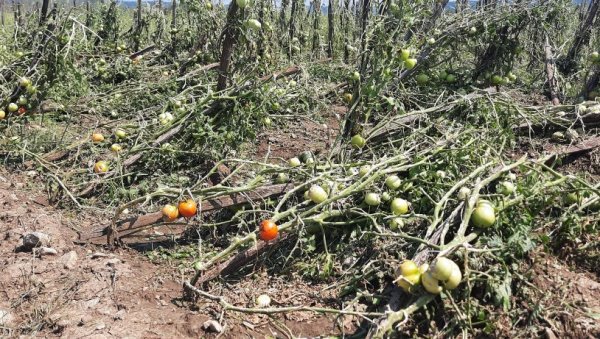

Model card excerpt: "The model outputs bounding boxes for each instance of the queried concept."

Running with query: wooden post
[544,35,561,105]
[327,0,334,58]
[216,1,240,91]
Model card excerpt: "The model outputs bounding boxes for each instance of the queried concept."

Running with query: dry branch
[77,183,294,244]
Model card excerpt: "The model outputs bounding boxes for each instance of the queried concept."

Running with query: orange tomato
[162,204,179,222]
[178,199,198,218]
[259,219,278,241]
[91,133,105,143]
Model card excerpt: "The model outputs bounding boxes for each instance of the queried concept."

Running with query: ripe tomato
[178,199,198,218]
[162,204,179,222]
[17,107,26,115]
[259,219,278,241]
[91,133,105,143]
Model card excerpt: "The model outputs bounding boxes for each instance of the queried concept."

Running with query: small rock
[36,247,58,256]
[61,251,78,269]
[106,258,121,266]
[114,309,126,320]
[21,232,50,251]
[26,170,37,177]
[202,320,223,333]
[290,133,297,139]
[91,252,109,259]
[0,309,14,326]
[95,322,106,330]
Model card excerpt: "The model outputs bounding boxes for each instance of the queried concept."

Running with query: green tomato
[351,134,366,149]
[471,204,496,228]
[385,175,401,190]
[390,198,409,215]
[275,173,288,184]
[381,192,391,202]
[19,77,31,87]
[8,103,18,112]
[389,217,404,230]
[416,73,429,85]
[364,193,381,206]
[491,75,503,85]
[358,165,370,177]
[404,58,418,70]
[400,48,410,61]
[457,187,471,200]
[308,185,328,204]
[430,257,456,281]
[246,19,262,31]
[351,71,361,82]
[289,157,301,167]
[497,181,515,196]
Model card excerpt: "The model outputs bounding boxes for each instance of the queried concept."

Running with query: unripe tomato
[19,77,31,87]
[457,187,471,200]
[400,48,410,61]
[358,165,370,177]
[381,192,391,202]
[430,257,455,281]
[471,204,496,228]
[445,74,457,83]
[8,103,18,112]
[404,58,417,70]
[94,161,109,173]
[26,85,37,95]
[178,199,198,218]
[398,260,419,276]
[91,133,105,143]
[416,73,429,85]
[385,175,401,190]
[236,0,248,8]
[435,170,446,179]
[351,134,366,149]
[289,157,301,167]
[421,271,442,294]
[497,181,515,196]
[351,71,360,82]
[256,294,271,307]
[259,219,278,241]
[565,192,582,205]
[275,173,288,184]
[427,37,435,44]
[115,129,127,139]
[491,75,503,85]
[342,93,353,103]
[17,96,27,105]
[308,185,328,204]
[364,192,381,206]
[390,198,409,215]
[0,110,5,120]
[262,117,272,127]
[443,264,462,290]
[246,19,262,31]
[389,217,404,230]
[110,144,122,153]
[162,204,179,222]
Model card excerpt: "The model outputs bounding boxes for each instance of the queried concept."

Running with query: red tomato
[178,199,198,218]
[259,219,278,241]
